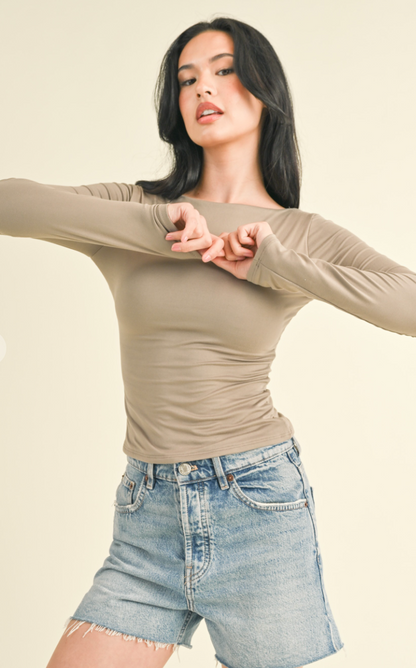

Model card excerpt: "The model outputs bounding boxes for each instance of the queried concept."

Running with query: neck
[187,133,272,206]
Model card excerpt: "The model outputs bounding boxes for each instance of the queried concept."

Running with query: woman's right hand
[165,202,225,262]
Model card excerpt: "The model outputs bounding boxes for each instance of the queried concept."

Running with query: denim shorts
[63,437,344,668]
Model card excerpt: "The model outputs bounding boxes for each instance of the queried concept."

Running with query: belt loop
[146,462,155,489]
[292,436,301,455]
[212,456,230,490]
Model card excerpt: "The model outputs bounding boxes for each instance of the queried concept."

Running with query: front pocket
[227,451,308,512]
[113,464,147,514]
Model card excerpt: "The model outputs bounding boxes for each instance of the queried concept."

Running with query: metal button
[178,463,192,475]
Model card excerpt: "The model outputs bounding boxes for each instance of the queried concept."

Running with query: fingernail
[165,233,173,239]
[203,254,211,262]
[182,236,188,243]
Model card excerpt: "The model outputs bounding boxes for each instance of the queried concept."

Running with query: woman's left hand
[199,222,274,280]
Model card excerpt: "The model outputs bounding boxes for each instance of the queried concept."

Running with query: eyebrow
[178,52,234,74]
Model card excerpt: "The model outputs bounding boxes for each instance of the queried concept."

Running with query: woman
[2,16,416,668]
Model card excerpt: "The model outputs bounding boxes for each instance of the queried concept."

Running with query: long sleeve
[246,212,416,337]
[0,178,201,260]
[37,181,135,255]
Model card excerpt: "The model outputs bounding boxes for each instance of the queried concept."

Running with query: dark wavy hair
[136,17,302,209]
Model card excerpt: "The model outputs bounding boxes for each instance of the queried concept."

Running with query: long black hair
[136,17,302,209]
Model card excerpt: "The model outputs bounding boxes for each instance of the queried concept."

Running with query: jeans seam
[114,474,147,514]
[296,462,341,652]
[128,442,295,480]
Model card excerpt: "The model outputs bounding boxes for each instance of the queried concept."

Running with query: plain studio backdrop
[1,1,415,667]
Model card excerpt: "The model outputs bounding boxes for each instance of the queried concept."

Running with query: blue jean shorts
[63,437,344,668]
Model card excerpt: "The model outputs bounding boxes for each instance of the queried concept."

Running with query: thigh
[54,459,204,663]
[46,618,176,668]
[195,441,344,668]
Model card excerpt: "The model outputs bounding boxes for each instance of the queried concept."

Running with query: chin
[190,128,240,149]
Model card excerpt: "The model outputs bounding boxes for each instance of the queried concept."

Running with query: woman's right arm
[35,181,136,256]
[0,178,203,260]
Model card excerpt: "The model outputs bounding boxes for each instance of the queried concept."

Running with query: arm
[43,182,134,199]
[246,213,416,337]
[0,178,201,260]
[39,181,135,256]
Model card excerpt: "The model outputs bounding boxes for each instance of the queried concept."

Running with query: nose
[195,69,217,97]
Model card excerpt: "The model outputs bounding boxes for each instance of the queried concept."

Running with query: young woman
[2,16,416,668]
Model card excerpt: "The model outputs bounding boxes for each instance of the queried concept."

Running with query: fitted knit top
[1,178,416,463]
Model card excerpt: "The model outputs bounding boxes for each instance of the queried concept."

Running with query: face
[177,30,265,149]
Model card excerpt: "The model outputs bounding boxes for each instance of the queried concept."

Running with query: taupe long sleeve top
[1,178,415,463]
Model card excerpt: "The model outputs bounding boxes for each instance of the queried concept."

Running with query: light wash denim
[64,437,344,668]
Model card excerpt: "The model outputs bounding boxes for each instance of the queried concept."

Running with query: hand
[208,222,274,280]
[165,202,225,259]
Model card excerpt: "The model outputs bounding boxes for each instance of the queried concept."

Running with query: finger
[196,244,225,255]
[227,231,255,258]
[165,230,185,241]
[220,229,254,247]
[237,223,260,244]
[222,235,242,261]
[171,233,215,253]
[217,233,236,259]
[165,221,206,243]
[172,227,223,255]
[201,237,225,262]
[167,205,205,243]
[228,239,254,260]
[180,209,199,243]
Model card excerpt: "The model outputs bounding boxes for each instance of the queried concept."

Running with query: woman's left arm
[245,213,416,337]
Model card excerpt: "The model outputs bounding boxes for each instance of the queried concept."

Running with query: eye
[179,78,196,87]
[179,68,234,88]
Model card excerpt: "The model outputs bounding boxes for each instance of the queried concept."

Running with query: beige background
[1,1,415,666]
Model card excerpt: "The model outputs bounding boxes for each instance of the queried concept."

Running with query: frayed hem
[213,644,347,668]
[62,617,182,659]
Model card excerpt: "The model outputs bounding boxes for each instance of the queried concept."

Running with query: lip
[196,101,224,121]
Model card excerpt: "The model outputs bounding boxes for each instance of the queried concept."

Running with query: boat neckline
[179,194,289,212]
